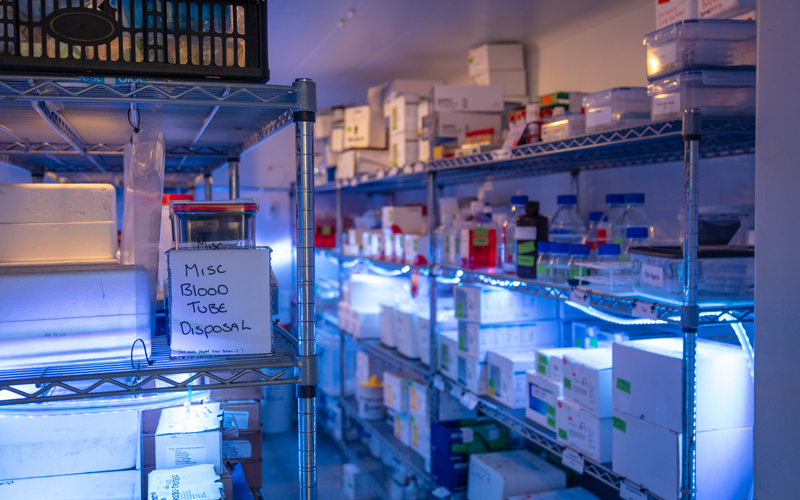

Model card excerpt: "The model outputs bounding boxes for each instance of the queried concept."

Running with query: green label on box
[455,303,464,319]
[558,429,568,440]
[537,263,548,276]
[441,344,449,370]
[617,377,631,394]
[564,378,572,390]
[322,226,331,236]
[589,338,598,348]
[569,267,589,280]
[458,336,465,351]
[538,354,548,365]
[517,255,535,267]
[613,417,627,433]
[518,241,536,254]
[574,339,582,347]
[537,363,547,376]
[473,237,489,247]
[547,417,556,429]
[474,228,489,236]
[547,405,556,417]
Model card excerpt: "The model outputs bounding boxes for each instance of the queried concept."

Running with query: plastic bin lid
[648,70,756,95]
[628,245,754,258]
[643,19,757,44]
[162,193,193,205]
[583,87,649,108]
[171,199,259,213]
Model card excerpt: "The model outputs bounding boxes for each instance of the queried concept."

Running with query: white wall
[754,1,800,498]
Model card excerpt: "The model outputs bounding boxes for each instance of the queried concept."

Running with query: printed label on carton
[649,43,677,69]
[223,411,250,429]
[167,445,207,467]
[652,92,681,118]
[641,263,664,287]
[586,106,612,128]
[222,440,252,459]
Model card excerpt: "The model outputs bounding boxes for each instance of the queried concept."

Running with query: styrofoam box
[390,135,420,169]
[432,85,504,112]
[700,0,755,19]
[526,372,563,432]
[467,450,567,500]
[455,283,557,324]
[0,263,150,369]
[583,87,651,134]
[612,409,753,500]
[613,338,753,433]
[562,348,613,418]
[0,183,116,223]
[336,149,391,180]
[643,20,756,81]
[458,320,559,359]
[468,43,524,77]
[344,105,387,150]
[350,308,381,339]
[471,70,527,97]
[0,221,118,263]
[506,487,600,500]
[383,371,409,413]
[155,403,222,471]
[457,352,489,395]
[556,399,612,464]
[423,111,503,144]
[487,349,540,409]
[388,95,419,140]
[0,469,142,500]
[440,330,460,381]
[356,350,386,383]
[380,303,396,348]
[656,0,698,29]
[541,114,585,142]
[536,347,584,382]
[0,409,139,480]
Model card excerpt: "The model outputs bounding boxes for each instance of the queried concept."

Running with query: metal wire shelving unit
[0,74,320,498]
[318,114,756,500]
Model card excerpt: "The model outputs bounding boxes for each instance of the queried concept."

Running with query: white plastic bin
[647,70,755,121]
[318,329,356,397]
[541,114,586,142]
[583,87,651,133]
[644,20,756,81]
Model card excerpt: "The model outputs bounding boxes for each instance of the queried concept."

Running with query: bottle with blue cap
[535,241,551,281]
[501,195,529,272]
[623,226,650,260]
[550,194,586,245]
[568,243,591,284]
[548,242,572,284]
[597,194,626,245]
[585,211,604,260]
[620,193,653,240]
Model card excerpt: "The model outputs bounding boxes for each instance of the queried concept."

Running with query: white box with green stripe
[525,371,563,432]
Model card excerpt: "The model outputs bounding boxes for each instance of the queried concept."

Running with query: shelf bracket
[31,101,109,174]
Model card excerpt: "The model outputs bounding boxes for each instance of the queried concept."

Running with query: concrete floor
[262,425,349,499]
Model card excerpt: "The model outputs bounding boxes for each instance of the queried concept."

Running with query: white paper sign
[169,248,272,356]
[642,263,664,287]
[620,480,648,500]
[652,92,681,119]
[561,448,584,474]
[632,300,658,320]
[167,445,207,467]
[222,440,252,459]
[586,106,612,128]
[223,410,250,429]
[459,391,479,410]
[569,288,591,306]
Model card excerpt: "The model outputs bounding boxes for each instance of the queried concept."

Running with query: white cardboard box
[331,127,345,153]
[393,411,412,446]
[536,347,584,382]
[379,303,396,347]
[0,221,118,263]
[468,43,525,77]
[344,105,387,149]
[556,399,612,464]
[506,488,600,500]
[487,349,540,409]
[388,95,420,140]
[155,403,223,471]
[410,415,430,459]
[467,450,567,500]
[612,409,753,500]
[423,111,503,144]
[393,307,420,360]
[458,320,559,359]
[348,274,407,307]
[440,330,460,381]
[656,0,698,29]
[336,149,390,180]
[383,371,409,413]
[356,350,386,383]
[338,301,351,332]
[0,469,142,500]
[471,70,528,97]
[457,351,489,395]
[612,338,754,433]
[381,205,426,233]
[417,305,457,367]
[384,79,444,104]
[454,283,557,324]
[316,113,334,139]
[390,134,420,168]
[349,307,381,339]
[408,378,429,420]
[0,409,139,480]
[432,85,505,112]
[563,348,613,418]
[403,233,429,266]
[700,0,755,19]
[525,372,563,432]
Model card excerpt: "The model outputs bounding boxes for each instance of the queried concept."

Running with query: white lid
[644,19,757,45]
[647,70,756,95]
[583,87,649,108]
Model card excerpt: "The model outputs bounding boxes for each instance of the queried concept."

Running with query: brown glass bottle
[515,201,549,278]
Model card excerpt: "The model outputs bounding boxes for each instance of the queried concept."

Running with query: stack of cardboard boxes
[468,43,528,103]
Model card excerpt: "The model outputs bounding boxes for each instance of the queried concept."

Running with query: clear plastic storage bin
[583,87,651,133]
[647,70,755,121]
[171,200,258,250]
[541,114,586,142]
[644,20,756,80]
[630,246,754,304]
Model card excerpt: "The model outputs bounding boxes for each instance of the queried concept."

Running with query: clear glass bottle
[501,195,529,273]
[435,212,459,264]
[598,194,626,246]
[550,194,586,245]
[460,201,498,269]
[623,226,650,260]
[568,244,591,282]
[536,242,551,282]
[620,193,654,239]
[515,201,549,279]
[548,242,571,284]
[585,211,604,260]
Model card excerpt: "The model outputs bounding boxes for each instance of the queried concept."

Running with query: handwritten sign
[168,248,272,357]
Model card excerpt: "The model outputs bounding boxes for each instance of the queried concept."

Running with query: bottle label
[537,262,548,276]
[515,226,537,240]
[472,228,489,247]
[569,266,589,279]
[517,241,536,255]
[460,229,470,258]
[518,256,536,267]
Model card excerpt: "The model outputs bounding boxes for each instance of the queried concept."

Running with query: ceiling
[267,0,629,109]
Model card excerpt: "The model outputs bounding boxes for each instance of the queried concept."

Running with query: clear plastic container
[648,69,756,121]
[623,227,651,260]
[171,200,258,250]
[460,201,497,269]
[536,242,551,282]
[597,194,626,247]
[586,211,604,259]
[630,246,754,304]
[502,195,529,273]
[568,244,591,283]
[644,20,757,80]
[541,114,586,142]
[620,193,654,239]
[550,195,586,245]
[548,242,571,284]
[318,328,356,397]
[579,243,634,294]
[583,87,651,133]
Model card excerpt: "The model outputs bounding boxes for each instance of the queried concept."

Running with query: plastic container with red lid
[170,200,259,250]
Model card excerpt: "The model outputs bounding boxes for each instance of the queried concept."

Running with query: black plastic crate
[0,0,269,82]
